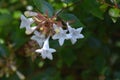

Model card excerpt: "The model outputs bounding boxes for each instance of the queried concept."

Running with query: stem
[100,0,119,9]
[55,0,83,16]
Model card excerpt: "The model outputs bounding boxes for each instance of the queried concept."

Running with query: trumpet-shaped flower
[31,31,45,47]
[20,15,36,35]
[35,37,56,60]
[67,22,84,44]
[52,24,68,46]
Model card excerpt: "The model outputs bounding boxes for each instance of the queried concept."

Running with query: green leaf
[93,56,106,73]
[62,0,80,3]
[108,8,120,23]
[59,48,76,67]
[65,75,75,80]
[59,13,85,27]
[82,0,104,19]
[0,44,9,57]
[33,0,54,17]
[109,8,120,18]
[100,4,108,12]
[10,29,28,50]
[62,0,73,3]
[31,68,61,80]
[62,0,74,3]
[0,14,12,26]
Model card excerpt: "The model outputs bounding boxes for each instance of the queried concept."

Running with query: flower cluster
[20,11,84,60]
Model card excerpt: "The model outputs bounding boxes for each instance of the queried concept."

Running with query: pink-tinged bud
[24,11,38,17]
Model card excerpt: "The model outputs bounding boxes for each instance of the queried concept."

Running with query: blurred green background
[0,0,120,80]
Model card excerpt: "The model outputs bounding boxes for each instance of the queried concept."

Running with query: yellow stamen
[53,17,56,21]
[40,27,43,31]
[55,29,60,33]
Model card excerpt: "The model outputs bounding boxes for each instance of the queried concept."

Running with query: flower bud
[16,71,25,80]
[10,65,17,72]
[26,5,33,11]
[24,11,37,17]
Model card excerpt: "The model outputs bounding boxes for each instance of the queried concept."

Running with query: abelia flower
[35,37,56,60]
[31,31,45,47]
[67,22,84,44]
[52,24,68,46]
[20,15,36,35]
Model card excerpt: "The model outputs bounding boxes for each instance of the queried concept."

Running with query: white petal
[37,42,44,47]
[78,34,84,39]
[59,38,64,46]
[49,48,56,53]
[20,15,27,28]
[34,31,45,39]
[53,24,60,33]
[71,38,77,44]
[46,53,53,60]
[66,22,73,32]
[25,30,32,35]
[53,24,58,29]
[25,26,36,35]
[35,49,42,53]
[66,22,71,28]
[66,34,72,39]
[77,27,83,33]
[43,37,49,49]
[31,31,45,47]
[41,52,47,59]
[34,31,40,36]
[28,18,34,23]
[52,34,59,39]
[31,35,36,40]
[31,36,43,47]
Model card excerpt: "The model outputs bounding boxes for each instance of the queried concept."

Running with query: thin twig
[55,0,83,16]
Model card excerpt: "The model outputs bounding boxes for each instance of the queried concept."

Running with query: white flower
[20,15,33,28]
[25,26,37,35]
[52,24,68,46]
[67,22,84,44]
[35,37,56,60]
[31,31,45,47]
[20,15,36,35]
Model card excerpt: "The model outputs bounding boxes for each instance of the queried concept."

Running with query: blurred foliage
[0,0,120,80]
